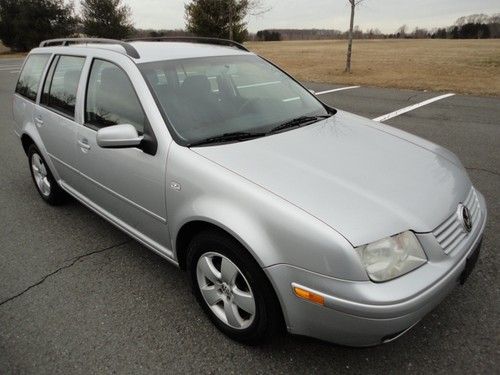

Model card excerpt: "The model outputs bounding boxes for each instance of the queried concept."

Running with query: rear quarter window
[15,54,50,101]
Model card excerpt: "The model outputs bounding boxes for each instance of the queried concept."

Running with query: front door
[72,58,169,252]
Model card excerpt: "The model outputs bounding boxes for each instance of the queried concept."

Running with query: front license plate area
[459,240,482,285]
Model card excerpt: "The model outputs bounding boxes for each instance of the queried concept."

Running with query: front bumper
[265,192,487,347]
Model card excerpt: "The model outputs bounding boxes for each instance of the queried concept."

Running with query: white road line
[315,85,360,95]
[10,70,20,74]
[372,93,455,122]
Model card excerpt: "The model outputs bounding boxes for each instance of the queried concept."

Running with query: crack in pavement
[0,240,131,307]
[465,166,500,177]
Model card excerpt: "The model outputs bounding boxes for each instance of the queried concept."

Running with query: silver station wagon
[12,37,486,346]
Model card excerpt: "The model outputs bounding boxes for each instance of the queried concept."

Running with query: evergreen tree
[81,0,133,39]
[0,0,78,51]
[185,0,250,43]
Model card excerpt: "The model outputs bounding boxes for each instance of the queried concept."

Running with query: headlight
[356,231,427,282]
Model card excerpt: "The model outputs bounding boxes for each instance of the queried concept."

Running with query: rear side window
[41,55,86,117]
[15,54,50,101]
[85,59,146,134]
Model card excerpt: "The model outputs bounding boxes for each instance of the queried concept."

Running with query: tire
[187,229,283,344]
[27,144,67,205]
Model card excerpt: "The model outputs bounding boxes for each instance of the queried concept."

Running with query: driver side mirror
[96,124,143,149]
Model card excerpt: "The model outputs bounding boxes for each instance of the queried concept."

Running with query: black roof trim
[39,38,140,59]
[124,36,249,52]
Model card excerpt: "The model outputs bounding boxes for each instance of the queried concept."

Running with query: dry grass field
[246,39,500,96]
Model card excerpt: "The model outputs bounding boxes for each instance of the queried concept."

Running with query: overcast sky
[121,0,499,33]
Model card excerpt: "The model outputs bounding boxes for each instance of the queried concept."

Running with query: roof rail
[124,36,249,52]
[39,38,140,59]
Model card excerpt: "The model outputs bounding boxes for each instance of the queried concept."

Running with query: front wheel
[187,230,283,344]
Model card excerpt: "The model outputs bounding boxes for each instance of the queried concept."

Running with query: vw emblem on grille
[457,204,472,233]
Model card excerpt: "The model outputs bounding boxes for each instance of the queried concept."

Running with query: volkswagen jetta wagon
[12,37,486,346]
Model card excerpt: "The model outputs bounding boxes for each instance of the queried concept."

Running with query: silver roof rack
[39,38,140,59]
[124,36,249,52]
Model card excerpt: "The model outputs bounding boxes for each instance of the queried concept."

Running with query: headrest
[181,75,211,96]
[63,70,81,93]
[99,67,131,94]
[143,69,159,86]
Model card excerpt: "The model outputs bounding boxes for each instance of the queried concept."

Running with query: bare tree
[396,24,407,38]
[345,0,364,73]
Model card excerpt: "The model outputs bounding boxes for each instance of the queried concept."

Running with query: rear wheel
[187,230,283,344]
[28,144,66,205]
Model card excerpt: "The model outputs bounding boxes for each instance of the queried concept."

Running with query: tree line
[1,0,499,52]
[392,14,499,39]
[0,0,266,51]
[255,13,500,41]
[0,0,133,51]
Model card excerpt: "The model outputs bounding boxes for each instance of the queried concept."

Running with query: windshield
[139,55,330,145]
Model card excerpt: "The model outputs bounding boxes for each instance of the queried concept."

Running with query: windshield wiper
[268,115,331,134]
[188,114,331,147]
[188,131,266,147]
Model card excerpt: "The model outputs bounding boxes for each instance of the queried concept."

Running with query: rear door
[72,58,170,251]
[13,54,51,136]
[33,54,86,186]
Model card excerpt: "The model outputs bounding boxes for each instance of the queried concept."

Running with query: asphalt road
[1,58,499,374]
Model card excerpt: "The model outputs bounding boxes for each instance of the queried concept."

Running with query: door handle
[77,139,91,152]
[34,116,44,127]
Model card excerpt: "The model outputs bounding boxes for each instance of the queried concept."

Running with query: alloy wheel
[31,153,51,197]
[196,252,256,330]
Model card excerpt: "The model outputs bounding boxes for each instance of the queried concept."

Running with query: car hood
[193,110,471,246]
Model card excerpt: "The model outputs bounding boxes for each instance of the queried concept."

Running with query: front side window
[42,55,86,117]
[139,55,329,145]
[15,54,50,101]
[85,59,146,134]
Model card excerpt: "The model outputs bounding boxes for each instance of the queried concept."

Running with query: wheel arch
[175,218,287,332]
[175,219,263,271]
[19,127,61,182]
[21,133,35,155]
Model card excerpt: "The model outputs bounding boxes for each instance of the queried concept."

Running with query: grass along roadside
[246,39,500,96]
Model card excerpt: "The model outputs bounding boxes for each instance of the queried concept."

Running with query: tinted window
[85,59,146,134]
[15,54,50,101]
[41,55,85,117]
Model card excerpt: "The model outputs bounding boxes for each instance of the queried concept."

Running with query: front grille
[433,187,481,254]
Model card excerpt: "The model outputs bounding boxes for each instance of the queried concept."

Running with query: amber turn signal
[293,286,325,305]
